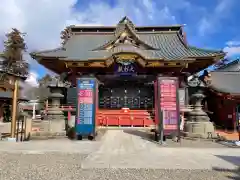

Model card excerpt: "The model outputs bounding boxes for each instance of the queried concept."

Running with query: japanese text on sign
[77,81,94,125]
[160,79,178,130]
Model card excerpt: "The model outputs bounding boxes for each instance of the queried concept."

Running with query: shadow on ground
[215,155,240,168]
[212,167,240,180]
[123,129,155,142]
[213,155,240,180]
[123,129,231,148]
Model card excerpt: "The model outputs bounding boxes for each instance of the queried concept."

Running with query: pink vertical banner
[157,77,180,136]
[154,80,159,125]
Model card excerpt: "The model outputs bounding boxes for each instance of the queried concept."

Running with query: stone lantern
[184,75,216,138]
[47,77,70,135]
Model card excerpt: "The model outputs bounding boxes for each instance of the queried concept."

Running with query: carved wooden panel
[89,62,105,67]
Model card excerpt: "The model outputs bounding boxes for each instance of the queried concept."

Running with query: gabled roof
[31,17,225,61]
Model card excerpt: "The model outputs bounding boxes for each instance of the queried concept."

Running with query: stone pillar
[47,87,65,136]
[32,103,36,119]
[24,117,32,140]
[185,88,216,138]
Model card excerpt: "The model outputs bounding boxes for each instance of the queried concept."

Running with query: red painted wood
[46,105,154,127]
[97,109,154,126]
[119,115,132,126]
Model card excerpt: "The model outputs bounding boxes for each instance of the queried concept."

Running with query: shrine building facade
[30,17,225,127]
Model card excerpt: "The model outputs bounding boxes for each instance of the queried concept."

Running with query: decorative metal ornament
[116,59,134,65]
[187,75,201,87]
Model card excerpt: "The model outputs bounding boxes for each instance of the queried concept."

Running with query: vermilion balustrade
[46,105,154,127]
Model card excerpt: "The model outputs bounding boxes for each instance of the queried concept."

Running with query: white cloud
[0,0,80,88]
[223,46,240,57]
[223,40,240,57]
[0,0,177,52]
[25,72,39,87]
[0,0,178,88]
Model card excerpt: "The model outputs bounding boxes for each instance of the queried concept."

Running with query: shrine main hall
[30,17,225,129]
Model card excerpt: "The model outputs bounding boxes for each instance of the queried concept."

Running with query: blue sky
[0,0,240,85]
[74,0,240,48]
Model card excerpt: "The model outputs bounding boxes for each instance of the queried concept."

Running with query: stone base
[6,137,16,142]
[68,115,75,128]
[48,119,66,133]
[31,131,67,140]
[184,121,217,139]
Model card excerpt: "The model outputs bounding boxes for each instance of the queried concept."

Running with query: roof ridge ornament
[115,16,136,37]
[60,26,72,45]
[92,17,157,51]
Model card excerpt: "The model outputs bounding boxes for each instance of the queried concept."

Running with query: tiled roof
[216,59,240,71]
[31,17,225,61]
[0,91,29,101]
[210,71,240,94]
[32,32,224,61]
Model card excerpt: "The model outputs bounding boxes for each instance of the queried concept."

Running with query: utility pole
[10,79,19,138]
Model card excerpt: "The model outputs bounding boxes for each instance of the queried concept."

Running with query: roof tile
[31,29,224,61]
[210,71,240,94]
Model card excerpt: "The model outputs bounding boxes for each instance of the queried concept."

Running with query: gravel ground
[0,130,239,179]
[0,153,239,180]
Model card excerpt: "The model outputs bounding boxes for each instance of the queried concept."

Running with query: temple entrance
[96,74,155,127]
[99,80,154,110]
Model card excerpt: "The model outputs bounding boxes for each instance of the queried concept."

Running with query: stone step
[31,131,67,140]
[32,120,52,132]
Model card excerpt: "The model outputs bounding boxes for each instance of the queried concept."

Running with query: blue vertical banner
[75,78,97,136]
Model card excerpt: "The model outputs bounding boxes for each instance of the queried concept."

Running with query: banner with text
[158,77,180,135]
[75,78,97,136]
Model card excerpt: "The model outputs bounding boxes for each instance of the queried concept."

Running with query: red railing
[46,105,154,127]
[46,104,194,127]
[97,109,154,127]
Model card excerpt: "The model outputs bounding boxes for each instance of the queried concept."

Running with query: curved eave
[209,87,240,98]
[187,46,226,60]
[30,47,66,59]
[61,52,225,62]
[35,57,68,74]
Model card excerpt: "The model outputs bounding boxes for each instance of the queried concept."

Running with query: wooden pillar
[11,80,18,138]
[0,104,3,122]
[45,99,48,114]
[68,106,71,121]
[233,101,237,132]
